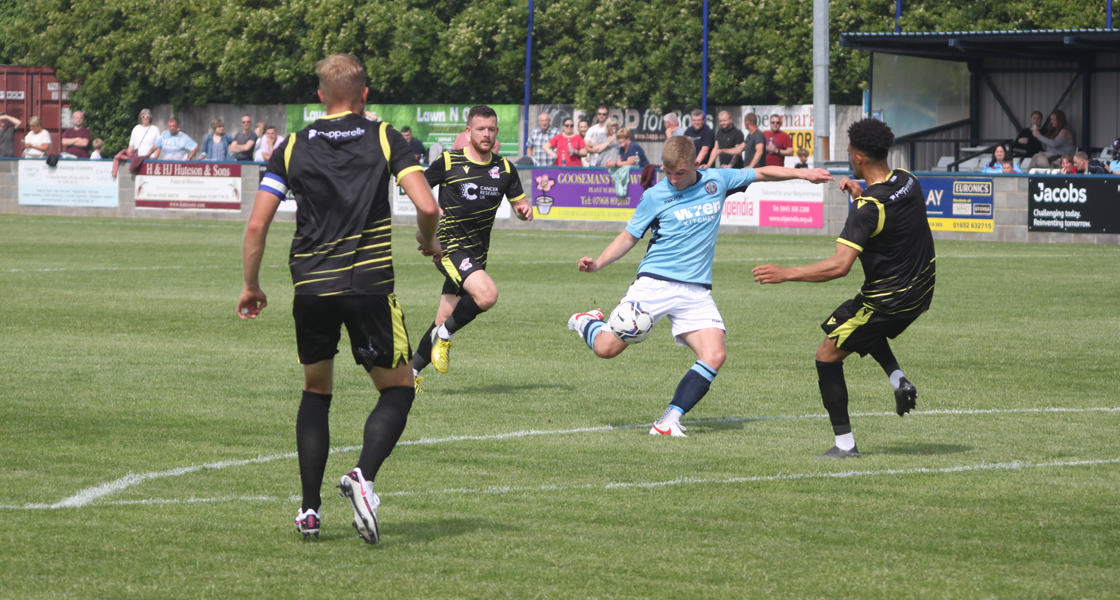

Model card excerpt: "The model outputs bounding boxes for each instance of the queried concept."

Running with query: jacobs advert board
[1028,176,1120,233]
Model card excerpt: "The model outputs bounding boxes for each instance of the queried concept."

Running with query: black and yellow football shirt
[425,150,526,261]
[260,112,422,296]
[837,169,936,315]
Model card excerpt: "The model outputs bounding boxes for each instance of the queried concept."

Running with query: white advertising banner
[720,179,825,228]
[135,162,242,210]
[18,160,119,208]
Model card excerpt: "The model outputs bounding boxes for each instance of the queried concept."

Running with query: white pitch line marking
[3,406,1116,511]
[4,457,1115,510]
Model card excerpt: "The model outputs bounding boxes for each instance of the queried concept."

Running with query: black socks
[296,390,332,511]
[355,386,415,481]
[816,360,850,435]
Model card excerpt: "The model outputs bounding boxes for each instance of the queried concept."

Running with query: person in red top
[549,118,586,166]
[763,115,794,167]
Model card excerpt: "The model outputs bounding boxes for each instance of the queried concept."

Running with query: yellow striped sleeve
[837,238,864,252]
[396,165,423,180]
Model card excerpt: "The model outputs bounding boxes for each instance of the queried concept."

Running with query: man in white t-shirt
[584,105,610,167]
[150,117,198,161]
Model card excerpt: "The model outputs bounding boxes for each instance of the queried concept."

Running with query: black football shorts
[435,249,487,297]
[292,294,411,371]
[821,296,921,357]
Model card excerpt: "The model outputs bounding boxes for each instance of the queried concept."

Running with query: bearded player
[409,105,531,390]
[752,118,935,458]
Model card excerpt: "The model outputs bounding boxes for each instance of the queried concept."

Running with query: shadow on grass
[874,443,973,456]
[439,383,575,395]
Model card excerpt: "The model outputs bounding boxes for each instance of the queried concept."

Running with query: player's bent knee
[815,338,845,362]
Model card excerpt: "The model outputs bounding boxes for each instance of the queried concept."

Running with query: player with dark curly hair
[751,118,935,457]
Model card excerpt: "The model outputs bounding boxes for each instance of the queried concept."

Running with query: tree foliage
[2,0,1111,150]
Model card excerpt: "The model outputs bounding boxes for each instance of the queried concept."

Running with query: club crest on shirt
[704,181,718,194]
[459,257,473,271]
[488,166,501,179]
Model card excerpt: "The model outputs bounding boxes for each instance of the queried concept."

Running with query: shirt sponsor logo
[673,201,722,225]
[889,176,915,201]
[307,127,366,141]
[489,166,501,179]
[460,183,479,200]
[459,257,473,271]
[704,181,717,194]
[1033,182,1087,203]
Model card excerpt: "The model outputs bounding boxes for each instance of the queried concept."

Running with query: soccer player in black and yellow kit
[752,118,935,458]
[409,105,532,389]
[237,54,441,543]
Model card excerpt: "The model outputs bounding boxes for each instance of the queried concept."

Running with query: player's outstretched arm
[753,166,834,184]
[238,190,282,320]
[578,230,639,273]
[399,170,441,258]
[752,242,859,284]
[838,177,864,197]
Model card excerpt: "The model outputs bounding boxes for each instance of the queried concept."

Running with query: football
[608,300,654,344]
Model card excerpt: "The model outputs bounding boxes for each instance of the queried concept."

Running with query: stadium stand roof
[839,29,1120,62]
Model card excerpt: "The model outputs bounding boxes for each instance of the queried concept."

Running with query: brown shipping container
[0,66,78,157]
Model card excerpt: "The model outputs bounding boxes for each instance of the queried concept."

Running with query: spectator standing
[589,117,620,163]
[401,126,426,163]
[743,113,765,168]
[230,115,258,161]
[200,119,234,161]
[22,116,52,158]
[151,117,199,161]
[254,125,280,162]
[112,108,159,177]
[90,139,104,159]
[708,110,745,168]
[663,113,687,139]
[684,109,714,167]
[584,106,611,167]
[549,118,586,167]
[1109,139,1120,173]
[61,110,91,158]
[528,112,560,166]
[764,115,794,166]
[577,119,590,140]
[1028,110,1076,169]
[615,128,649,168]
[0,111,21,157]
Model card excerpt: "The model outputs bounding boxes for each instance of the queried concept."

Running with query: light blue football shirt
[625,168,756,288]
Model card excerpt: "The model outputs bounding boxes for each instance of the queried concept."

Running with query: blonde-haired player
[568,137,833,435]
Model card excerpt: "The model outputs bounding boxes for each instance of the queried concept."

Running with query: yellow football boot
[430,329,452,374]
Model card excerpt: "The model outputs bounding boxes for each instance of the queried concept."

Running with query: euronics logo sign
[953,181,992,196]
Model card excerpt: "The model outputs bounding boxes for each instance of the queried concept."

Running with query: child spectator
[90,139,104,159]
[794,148,810,168]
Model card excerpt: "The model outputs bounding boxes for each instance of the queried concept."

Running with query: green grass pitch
[1,214,1118,599]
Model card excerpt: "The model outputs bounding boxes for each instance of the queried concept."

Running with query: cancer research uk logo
[1034,181,1088,203]
[459,182,479,200]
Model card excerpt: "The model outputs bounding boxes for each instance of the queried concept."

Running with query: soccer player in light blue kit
[568,136,833,436]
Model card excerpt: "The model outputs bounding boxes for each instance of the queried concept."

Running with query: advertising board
[1028,176,1120,233]
[720,179,824,228]
[18,160,118,208]
[528,169,643,221]
[135,162,242,210]
[919,176,995,233]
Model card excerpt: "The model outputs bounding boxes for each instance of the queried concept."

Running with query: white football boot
[337,467,381,544]
[567,309,605,335]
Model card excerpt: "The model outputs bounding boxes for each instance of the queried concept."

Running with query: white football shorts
[619,276,725,346]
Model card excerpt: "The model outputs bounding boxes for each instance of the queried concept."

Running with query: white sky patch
[1,406,1116,511]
